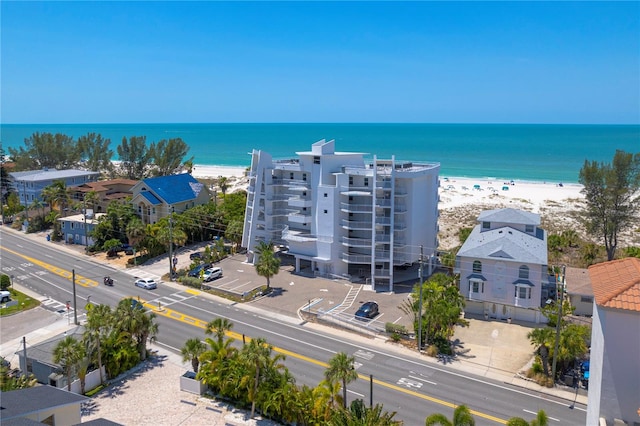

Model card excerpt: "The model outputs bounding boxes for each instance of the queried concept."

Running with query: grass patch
[84,383,108,397]
[0,289,40,316]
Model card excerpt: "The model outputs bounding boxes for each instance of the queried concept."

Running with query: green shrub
[389,333,401,342]
[180,276,202,289]
[425,345,439,357]
[0,274,10,291]
[531,361,544,375]
[385,322,408,335]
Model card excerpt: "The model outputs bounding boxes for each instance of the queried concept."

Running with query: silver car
[134,278,157,290]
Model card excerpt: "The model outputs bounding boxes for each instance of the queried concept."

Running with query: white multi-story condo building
[242,139,440,292]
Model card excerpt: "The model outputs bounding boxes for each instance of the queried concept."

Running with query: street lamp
[10,274,14,290]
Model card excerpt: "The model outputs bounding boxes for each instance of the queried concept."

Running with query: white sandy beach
[191,164,585,212]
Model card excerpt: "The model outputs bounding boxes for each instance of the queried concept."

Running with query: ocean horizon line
[190,163,584,187]
[3,121,639,126]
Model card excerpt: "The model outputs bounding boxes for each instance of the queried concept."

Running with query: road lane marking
[523,409,560,422]
[139,298,508,424]
[1,246,98,287]
[409,374,437,385]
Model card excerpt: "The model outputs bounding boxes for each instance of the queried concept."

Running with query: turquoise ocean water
[1,123,638,183]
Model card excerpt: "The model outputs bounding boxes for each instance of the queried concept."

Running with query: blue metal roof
[140,174,205,205]
[141,191,162,205]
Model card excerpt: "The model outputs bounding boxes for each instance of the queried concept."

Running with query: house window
[364,178,369,187]
[470,280,484,293]
[526,225,534,233]
[138,206,142,214]
[472,260,482,273]
[302,192,307,197]
[324,193,328,198]
[349,176,353,185]
[314,156,320,164]
[290,172,294,180]
[482,221,490,229]
[303,173,307,181]
[152,208,156,214]
[580,296,593,303]
[519,265,529,279]
[70,222,75,230]
[515,286,530,299]
[324,209,328,214]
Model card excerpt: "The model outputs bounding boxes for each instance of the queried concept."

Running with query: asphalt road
[0,228,587,425]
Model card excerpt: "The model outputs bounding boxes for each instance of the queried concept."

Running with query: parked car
[188,263,212,277]
[355,301,379,319]
[189,251,203,260]
[0,290,11,303]
[134,278,157,290]
[203,267,223,282]
[122,244,135,255]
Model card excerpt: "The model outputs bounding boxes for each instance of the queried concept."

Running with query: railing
[341,220,373,229]
[342,237,373,246]
[342,253,372,263]
[340,202,373,212]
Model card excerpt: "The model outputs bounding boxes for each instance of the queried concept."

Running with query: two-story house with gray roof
[454,208,553,323]
[130,174,210,224]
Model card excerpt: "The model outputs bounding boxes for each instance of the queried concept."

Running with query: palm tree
[41,180,69,217]
[205,317,233,345]
[527,327,554,376]
[197,336,237,393]
[53,335,85,391]
[330,398,402,426]
[126,216,146,253]
[425,405,475,426]
[181,338,206,373]
[114,299,158,360]
[83,190,100,214]
[28,199,46,226]
[324,352,359,409]
[218,176,229,196]
[507,409,548,426]
[254,241,281,290]
[240,337,279,419]
[84,303,112,384]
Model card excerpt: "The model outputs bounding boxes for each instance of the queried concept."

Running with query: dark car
[122,244,134,255]
[188,263,212,277]
[189,251,203,260]
[355,301,379,319]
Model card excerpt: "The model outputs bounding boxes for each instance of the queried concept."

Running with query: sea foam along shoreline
[191,164,585,213]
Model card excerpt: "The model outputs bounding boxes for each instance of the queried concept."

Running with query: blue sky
[1,1,639,124]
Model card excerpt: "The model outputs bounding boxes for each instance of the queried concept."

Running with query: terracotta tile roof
[588,257,640,312]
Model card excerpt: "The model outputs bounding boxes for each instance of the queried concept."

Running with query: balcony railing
[341,219,373,230]
[342,253,372,263]
[342,237,372,247]
[340,202,373,212]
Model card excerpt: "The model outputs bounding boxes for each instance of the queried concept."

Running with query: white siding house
[242,139,440,292]
[454,208,552,323]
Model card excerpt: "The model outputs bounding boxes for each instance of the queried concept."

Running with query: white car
[135,278,157,290]
[203,267,223,282]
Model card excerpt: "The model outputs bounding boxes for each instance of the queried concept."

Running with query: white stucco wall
[587,305,640,425]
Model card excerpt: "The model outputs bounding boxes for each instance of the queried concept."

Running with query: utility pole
[72,269,78,325]
[551,265,565,385]
[418,245,424,352]
[168,206,174,280]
